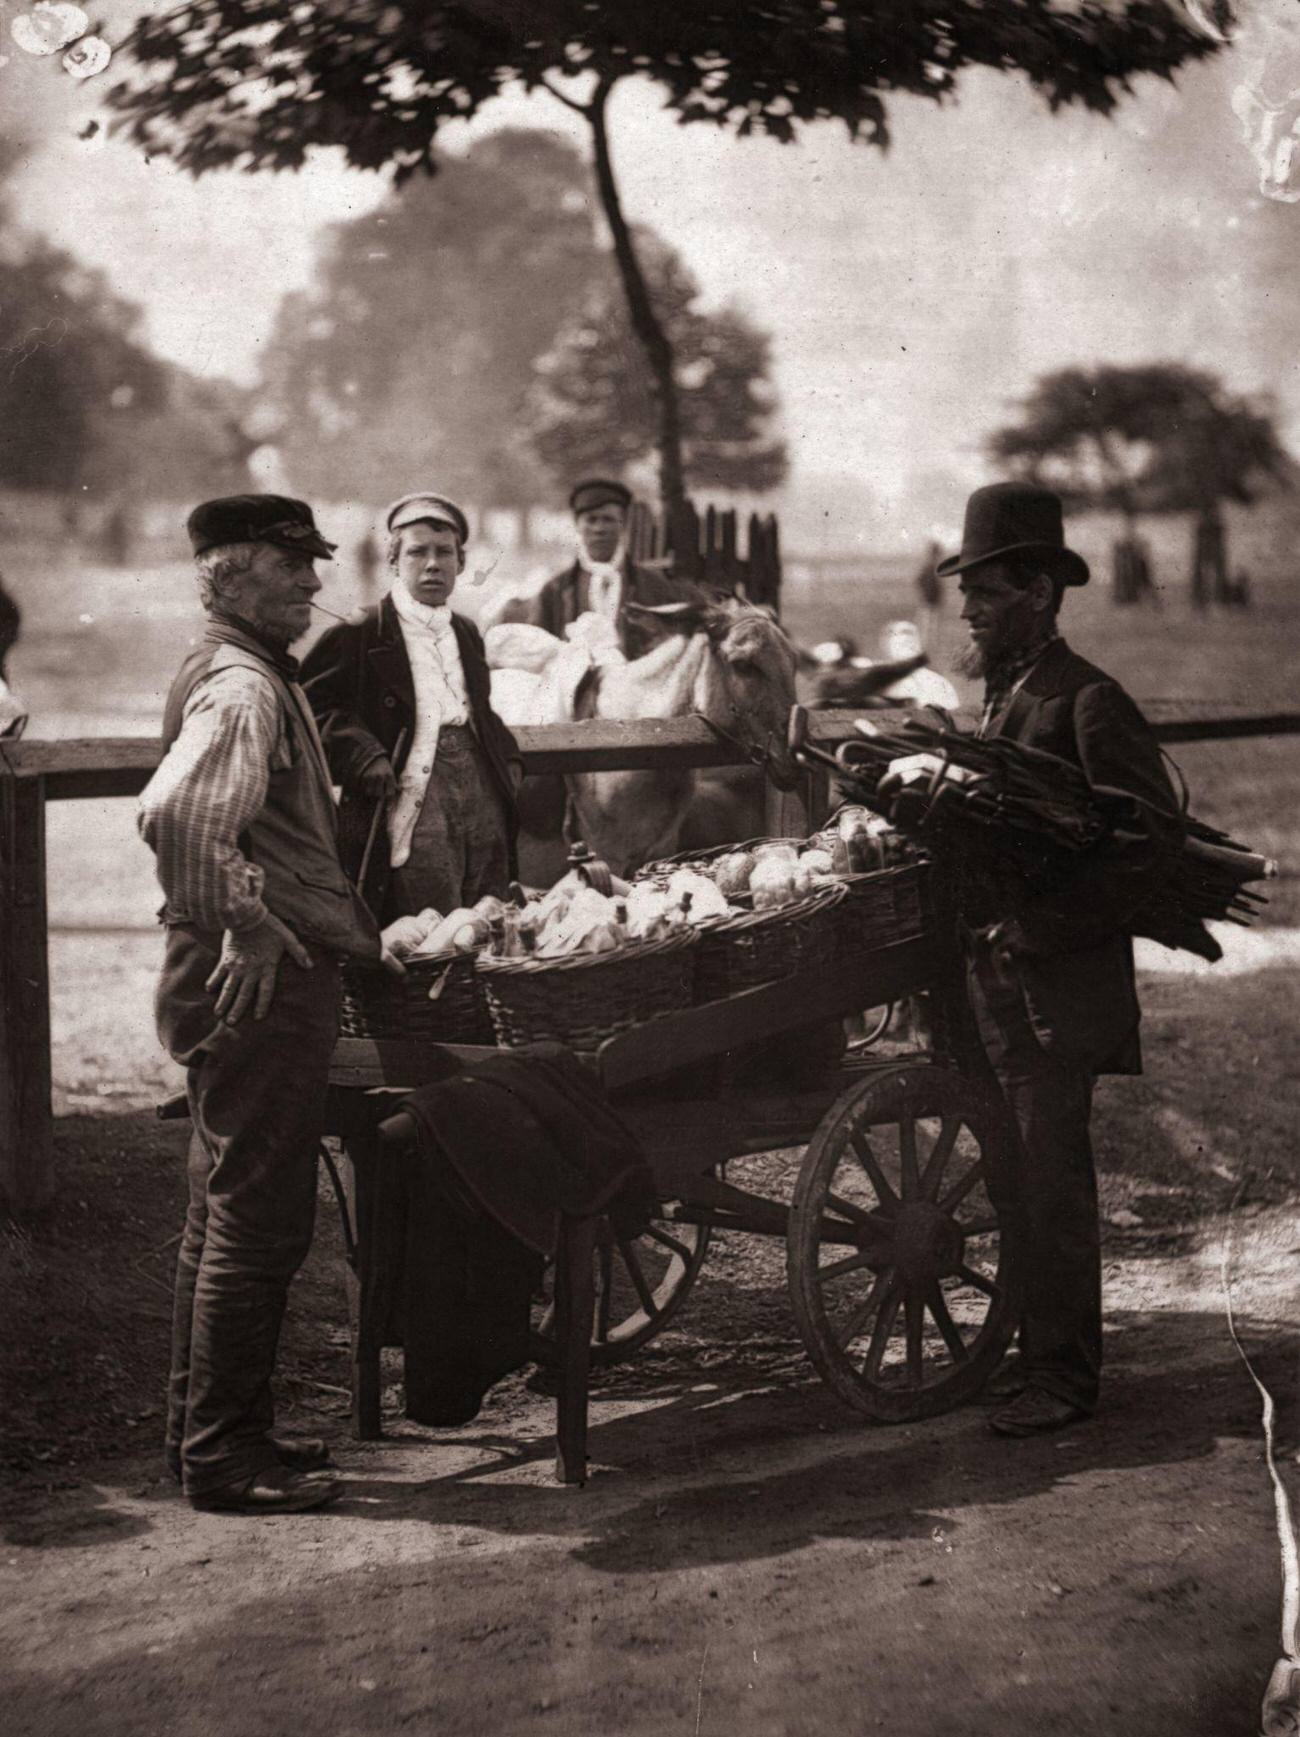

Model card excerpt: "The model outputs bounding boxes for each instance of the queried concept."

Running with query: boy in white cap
[301,492,522,919]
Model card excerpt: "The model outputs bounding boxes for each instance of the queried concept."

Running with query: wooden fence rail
[3,703,1298,1215]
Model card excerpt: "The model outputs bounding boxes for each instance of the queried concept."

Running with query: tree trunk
[585,78,687,517]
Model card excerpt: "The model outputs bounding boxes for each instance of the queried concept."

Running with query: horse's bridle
[693,706,783,776]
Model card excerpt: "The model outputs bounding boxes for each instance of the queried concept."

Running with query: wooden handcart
[328,865,1020,1487]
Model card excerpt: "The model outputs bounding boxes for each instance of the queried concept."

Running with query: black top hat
[187,494,336,561]
[935,482,1089,587]
[569,477,631,516]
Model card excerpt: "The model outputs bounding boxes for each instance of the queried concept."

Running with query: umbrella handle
[358,726,408,889]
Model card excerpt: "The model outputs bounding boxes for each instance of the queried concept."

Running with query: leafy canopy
[112,1,1224,176]
[990,362,1292,517]
[527,229,787,496]
[259,128,601,506]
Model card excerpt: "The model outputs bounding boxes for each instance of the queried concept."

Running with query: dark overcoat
[965,637,1182,1075]
[299,594,522,914]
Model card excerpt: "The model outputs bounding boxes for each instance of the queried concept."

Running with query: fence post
[0,752,53,1215]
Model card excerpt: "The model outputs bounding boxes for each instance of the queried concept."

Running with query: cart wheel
[530,1205,712,1368]
[787,1062,1018,1422]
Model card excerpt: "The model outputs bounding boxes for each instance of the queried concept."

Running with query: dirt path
[3,1197,1296,1737]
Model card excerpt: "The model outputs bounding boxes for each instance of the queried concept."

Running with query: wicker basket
[338,951,496,1045]
[692,882,847,1004]
[833,860,929,963]
[475,930,698,1052]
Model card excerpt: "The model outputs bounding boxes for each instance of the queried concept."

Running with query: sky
[4,0,1300,550]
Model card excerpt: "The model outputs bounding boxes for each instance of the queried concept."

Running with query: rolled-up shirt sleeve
[138,668,281,933]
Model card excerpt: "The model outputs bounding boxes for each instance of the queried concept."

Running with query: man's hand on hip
[207,913,314,1025]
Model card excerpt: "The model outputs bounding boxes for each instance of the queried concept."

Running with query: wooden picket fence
[626,498,782,612]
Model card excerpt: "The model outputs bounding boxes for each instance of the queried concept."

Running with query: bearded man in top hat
[499,477,688,661]
[139,494,392,1514]
[926,482,1181,1437]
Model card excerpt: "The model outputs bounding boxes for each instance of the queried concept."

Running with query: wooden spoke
[863,1288,903,1379]
[918,1117,963,1197]
[836,1268,897,1350]
[898,1117,920,1201]
[644,1224,693,1263]
[595,1240,614,1343]
[616,1237,660,1317]
[939,1160,985,1214]
[851,1131,899,1210]
[790,1063,1019,1423]
[958,1216,1000,1237]
[904,1289,924,1386]
[957,1263,1000,1299]
[825,1190,874,1227]
[816,1247,881,1285]
[926,1285,969,1363]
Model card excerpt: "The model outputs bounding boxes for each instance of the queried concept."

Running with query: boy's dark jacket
[300,593,521,913]
[961,637,1182,1076]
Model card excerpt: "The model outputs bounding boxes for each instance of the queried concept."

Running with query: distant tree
[112,1,1224,513]
[990,362,1292,603]
[0,239,167,494]
[258,129,601,532]
[526,232,786,497]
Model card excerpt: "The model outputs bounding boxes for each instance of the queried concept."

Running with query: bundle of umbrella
[791,710,1276,963]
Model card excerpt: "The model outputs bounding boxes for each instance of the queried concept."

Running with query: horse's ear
[622,600,719,637]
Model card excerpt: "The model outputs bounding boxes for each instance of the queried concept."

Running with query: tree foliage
[113,2,1224,175]
[989,362,1292,523]
[527,231,786,496]
[259,128,600,508]
[111,1,1225,510]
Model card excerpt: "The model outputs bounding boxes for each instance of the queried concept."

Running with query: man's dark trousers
[968,945,1101,1412]
[156,926,340,1498]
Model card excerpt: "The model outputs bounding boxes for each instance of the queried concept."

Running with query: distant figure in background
[1191,506,1226,609]
[100,501,132,567]
[497,478,687,661]
[876,620,959,710]
[1110,530,1155,608]
[1225,566,1252,609]
[0,568,25,737]
[355,530,381,602]
[913,538,943,610]
[301,491,522,921]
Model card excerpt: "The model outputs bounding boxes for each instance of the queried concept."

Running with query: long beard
[953,637,988,680]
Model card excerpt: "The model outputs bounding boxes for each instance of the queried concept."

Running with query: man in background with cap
[139,493,389,1514]
[301,492,522,920]
[499,477,688,661]
[923,482,1180,1437]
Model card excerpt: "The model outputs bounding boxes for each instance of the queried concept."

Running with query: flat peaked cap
[187,494,337,560]
[385,492,470,544]
[569,477,631,516]
[936,481,1089,588]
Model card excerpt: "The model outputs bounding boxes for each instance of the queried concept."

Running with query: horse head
[623,595,801,790]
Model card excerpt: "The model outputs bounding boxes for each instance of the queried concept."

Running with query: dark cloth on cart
[155,923,341,1496]
[394,1045,655,1425]
[958,637,1179,1413]
[300,593,521,917]
[383,725,511,923]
